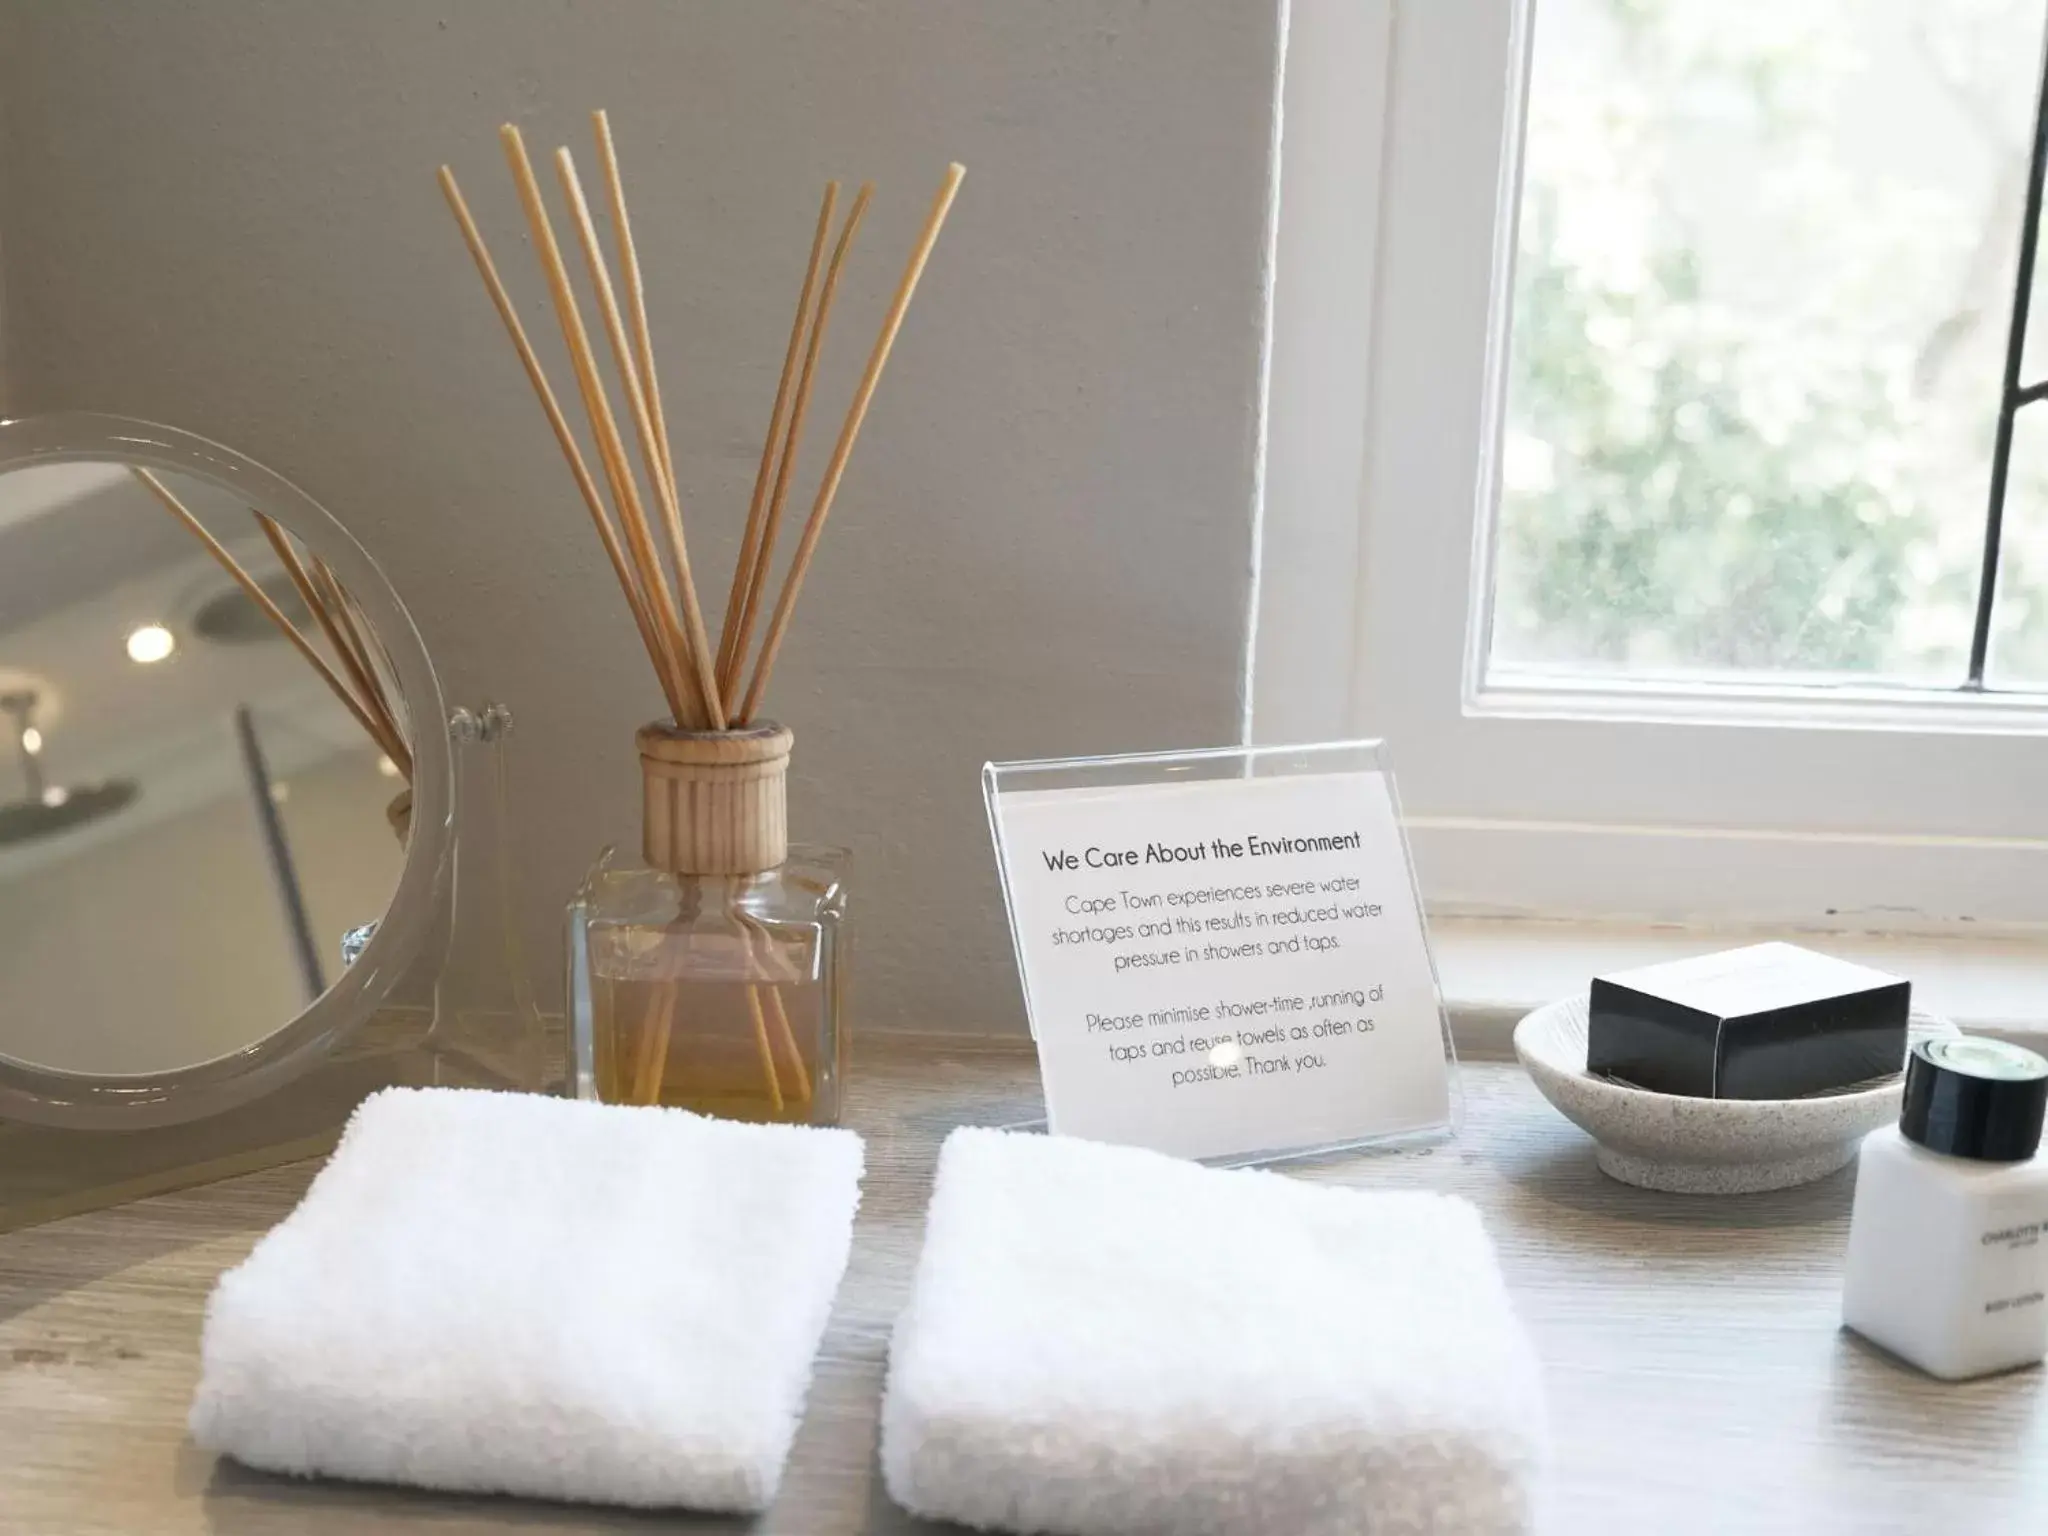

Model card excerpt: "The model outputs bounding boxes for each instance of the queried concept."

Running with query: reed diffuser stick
[556,147,726,730]
[570,127,787,1108]
[722,185,873,714]
[728,908,812,1106]
[627,982,796,1112]
[629,977,678,1107]
[499,125,706,727]
[746,989,788,1115]
[763,988,810,1105]
[444,118,964,1121]
[738,163,965,722]
[746,988,794,1112]
[131,469,413,776]
[437,164,690,724]
[716,181,839,691]
[591,110,676,501]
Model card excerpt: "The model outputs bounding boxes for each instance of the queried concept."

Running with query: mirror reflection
[0,462,410,1078]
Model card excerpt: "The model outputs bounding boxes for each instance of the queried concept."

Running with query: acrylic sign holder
[983,738,1460,1166]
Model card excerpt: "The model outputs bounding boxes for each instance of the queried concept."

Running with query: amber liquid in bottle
[571,852,848,1125]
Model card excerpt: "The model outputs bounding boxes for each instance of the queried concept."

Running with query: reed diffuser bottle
[568,725,849,1121]
[442,110,961,1122]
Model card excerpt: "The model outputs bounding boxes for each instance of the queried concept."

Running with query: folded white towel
[190,1087,862,1512]
[882,1128,1546,1536]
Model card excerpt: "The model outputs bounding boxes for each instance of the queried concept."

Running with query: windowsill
[1437,915,2048,1061]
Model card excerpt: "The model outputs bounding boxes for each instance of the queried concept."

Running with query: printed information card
[987,755,1453,1162]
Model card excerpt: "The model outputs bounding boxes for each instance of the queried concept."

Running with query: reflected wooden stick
[746,988,797,1111]
[626,915,807,1113]
[309,558,397,726]
[132,468,412,776]
[744,974,788,1116]
[316,563,419,774]
[630,978,678,1106]
[630,987,790,1115]
[736,909,810,1106]
[629,960,796,1113]
[255,515,402,749]
[761,984,810,1107]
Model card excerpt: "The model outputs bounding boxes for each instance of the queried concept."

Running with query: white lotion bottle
[1843,1036,2048,1380]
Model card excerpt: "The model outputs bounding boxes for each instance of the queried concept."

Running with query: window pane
[1490,0,2047,686]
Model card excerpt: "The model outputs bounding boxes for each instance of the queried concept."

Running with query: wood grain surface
[2,1034,2042,1534]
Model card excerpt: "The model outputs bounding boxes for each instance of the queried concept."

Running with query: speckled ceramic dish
[1514,996,1958,1194]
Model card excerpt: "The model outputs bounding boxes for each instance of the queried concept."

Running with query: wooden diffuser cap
[637,720,792,875]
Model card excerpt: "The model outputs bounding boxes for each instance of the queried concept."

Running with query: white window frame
[1255,0,2048,937]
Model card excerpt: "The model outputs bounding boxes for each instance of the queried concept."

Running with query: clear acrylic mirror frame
[0,412,451,1130]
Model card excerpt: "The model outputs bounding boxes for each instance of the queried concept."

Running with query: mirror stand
[0,413,547,1233]
[0,1030,429,1236]
[417,700,551,1095]
[0,701,544,1235]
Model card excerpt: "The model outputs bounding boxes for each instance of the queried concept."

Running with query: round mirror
[0,414,449,1128]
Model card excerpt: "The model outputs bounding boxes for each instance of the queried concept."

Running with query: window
[1495,0,2047,692]
[1263,0,2048,934]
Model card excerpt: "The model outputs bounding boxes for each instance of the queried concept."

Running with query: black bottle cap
[1899,1036,2048,1162]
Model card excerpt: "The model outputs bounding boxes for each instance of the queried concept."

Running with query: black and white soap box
[1587,941,1910,1101]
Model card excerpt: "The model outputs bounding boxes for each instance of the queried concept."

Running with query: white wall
[0,1,1286,1032]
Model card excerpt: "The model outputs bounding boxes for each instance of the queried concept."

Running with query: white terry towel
[190,1087,863,1512]
[882,1128,1546,1536]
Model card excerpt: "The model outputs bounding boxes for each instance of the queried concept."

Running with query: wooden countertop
[3,1035,2043,1534]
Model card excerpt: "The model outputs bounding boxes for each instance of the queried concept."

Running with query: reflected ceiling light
[40,785,68,809]
[19,726,41,756]
[126,624,176,664]
[376,754,401,779]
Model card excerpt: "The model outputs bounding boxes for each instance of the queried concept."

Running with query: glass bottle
[1842,1036,2048,1380]
[566,722,848,1124]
